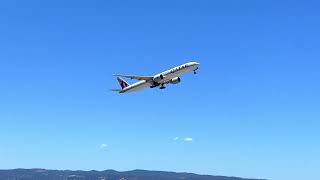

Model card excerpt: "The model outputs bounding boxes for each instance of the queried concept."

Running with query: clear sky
[1,1,319,180]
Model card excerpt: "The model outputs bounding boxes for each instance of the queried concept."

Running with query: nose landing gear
[193,67,199,74]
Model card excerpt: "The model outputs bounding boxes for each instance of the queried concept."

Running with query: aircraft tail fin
[117,77,129,89]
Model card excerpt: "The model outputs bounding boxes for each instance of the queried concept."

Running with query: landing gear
[150,81,160,88]
[160,84,166,89]
[193,67,199,74]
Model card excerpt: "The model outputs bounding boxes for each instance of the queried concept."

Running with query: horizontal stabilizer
[110,89,122,93]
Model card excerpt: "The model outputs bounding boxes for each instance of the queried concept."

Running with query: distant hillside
[0,169,264,180]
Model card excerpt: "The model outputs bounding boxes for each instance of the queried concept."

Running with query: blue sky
[1,1,320,180]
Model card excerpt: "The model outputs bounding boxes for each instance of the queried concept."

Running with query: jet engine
[153,74,164,82]
[170,77,181,84]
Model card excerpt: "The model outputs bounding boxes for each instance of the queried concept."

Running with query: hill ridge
[0,169,265,180]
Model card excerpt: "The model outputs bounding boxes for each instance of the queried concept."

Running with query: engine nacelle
[153,74,164,82]
[170,77,181,84]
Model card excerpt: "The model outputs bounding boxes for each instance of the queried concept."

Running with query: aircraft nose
[193,62,200,67]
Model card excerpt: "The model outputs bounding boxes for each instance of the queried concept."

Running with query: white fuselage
[120,62,200,93]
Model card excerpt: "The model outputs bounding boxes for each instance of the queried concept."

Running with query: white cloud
[184,137,193,142]
[173,137,179,141]
[100,144,108,149]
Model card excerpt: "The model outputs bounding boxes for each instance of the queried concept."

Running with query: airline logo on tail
[117,77,129,89]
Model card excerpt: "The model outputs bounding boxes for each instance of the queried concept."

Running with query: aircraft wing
[113,74,154,81]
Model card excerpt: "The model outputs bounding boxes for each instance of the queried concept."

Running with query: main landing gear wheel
[160,84,166,89]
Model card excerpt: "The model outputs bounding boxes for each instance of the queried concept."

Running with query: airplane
[112,61,200,93]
